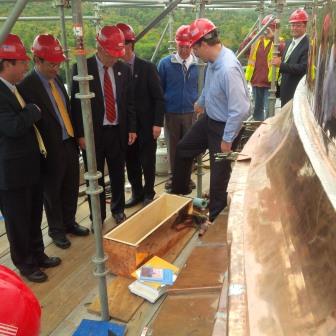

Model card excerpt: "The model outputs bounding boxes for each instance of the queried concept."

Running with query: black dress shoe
[189,180,196,189]
[52,236,71,249]
[67,223,90,236]
[143,197,153,206]
[37,255,62,268]
[21,269,48,283]
[125,195,143,208]
[164,180,172,190]
[113,212,126,225]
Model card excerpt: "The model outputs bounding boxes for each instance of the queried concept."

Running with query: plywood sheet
[88,277,144,322]
[200,212,228,244]
[168,246,228,294]
[151,293,219,336]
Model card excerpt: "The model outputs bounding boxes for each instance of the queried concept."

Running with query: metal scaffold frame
[0,0,328,323]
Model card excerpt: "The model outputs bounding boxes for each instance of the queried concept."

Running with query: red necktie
[103,66,116,123]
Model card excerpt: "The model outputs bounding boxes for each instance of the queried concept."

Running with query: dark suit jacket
[0,80,41,190]
[279,35,309,106]
[70,56,136,150]
[18,70,77,173]
[132,56,165,144]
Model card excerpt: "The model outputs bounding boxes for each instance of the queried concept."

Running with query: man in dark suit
[0,34,60,282]
[272,9,310,107]
[18,34,89,249]
[116,23,165,207]
[71,25,136,225]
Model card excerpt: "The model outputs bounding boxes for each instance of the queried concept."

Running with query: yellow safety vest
[245,38,280,83]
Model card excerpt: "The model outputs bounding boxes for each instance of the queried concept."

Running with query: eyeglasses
[178,45,191,50]
[45,61,61,69]
[290,23,306,28]
[17,60,29,65]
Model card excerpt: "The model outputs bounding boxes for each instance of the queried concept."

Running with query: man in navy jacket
[158,25,198,190]
[271,9,310,106]
[117,23,165,207]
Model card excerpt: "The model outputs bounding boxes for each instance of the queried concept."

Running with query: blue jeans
[252,86,269,121]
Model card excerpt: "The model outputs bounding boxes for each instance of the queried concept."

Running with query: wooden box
[103,193,193,276]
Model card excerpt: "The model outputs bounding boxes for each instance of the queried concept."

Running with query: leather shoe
[37,255,61,268]
[164,180,172,190]
[113,212,126,225]
[52,235,71,249]
[143,197,153,206]
[21,269,48,283]
[189,180,196,189]
[125,195,143,208]
[67,223,90,236]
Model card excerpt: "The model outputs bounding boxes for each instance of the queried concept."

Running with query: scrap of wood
[200,212,228,244]
[88,277,144,322]
[168,245,228,295]
[150,293,219,336]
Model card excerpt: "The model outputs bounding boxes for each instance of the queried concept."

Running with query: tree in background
[0,2,293,81]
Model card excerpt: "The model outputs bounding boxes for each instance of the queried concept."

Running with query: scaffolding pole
[268,0,285,117]
[136,0,183,42]
[0,16,96,21]
[71,0,109,321]
[236,15,276,59]
[168,10,175,53]
[93,2,102,34]
[196,0,207,198]
[55,0,71,94]
[258,0,265,28]
[0,0,29,44]
[151,20,169,62]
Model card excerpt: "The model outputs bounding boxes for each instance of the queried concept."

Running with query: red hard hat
[32,34,66,63]
[116,23,136,42]
[96,25,125,58]
[0,266,41,336]
[289,9,309,23]
[262,14,276,30]
[175,25,191,47]
[0,34,30,61]
[189,18,217,46]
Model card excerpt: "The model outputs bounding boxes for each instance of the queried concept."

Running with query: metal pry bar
[214,152,240,161]
[214,152,249,162]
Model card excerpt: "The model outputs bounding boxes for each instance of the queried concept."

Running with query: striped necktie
[182,60,188,76]
[49,79,74,137]
[13,87,47,157]
[103,66,117,123]
[284,40,296,62]
[279,40,297,85]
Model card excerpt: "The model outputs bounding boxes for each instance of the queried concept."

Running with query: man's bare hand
[194,102,204,115]
[78,137,86,150]
[128,132,137,145]
[221,140,232,153]
[271,56,281,67]
[153,126,161,139]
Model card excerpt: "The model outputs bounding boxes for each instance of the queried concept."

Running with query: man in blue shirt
[171,18,250,222]
[158,25,198,190]
[19,34,89,249]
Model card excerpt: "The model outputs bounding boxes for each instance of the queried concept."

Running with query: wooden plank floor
[0,170,211,336]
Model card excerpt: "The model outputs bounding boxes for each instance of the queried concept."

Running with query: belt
[103,124,119,129]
